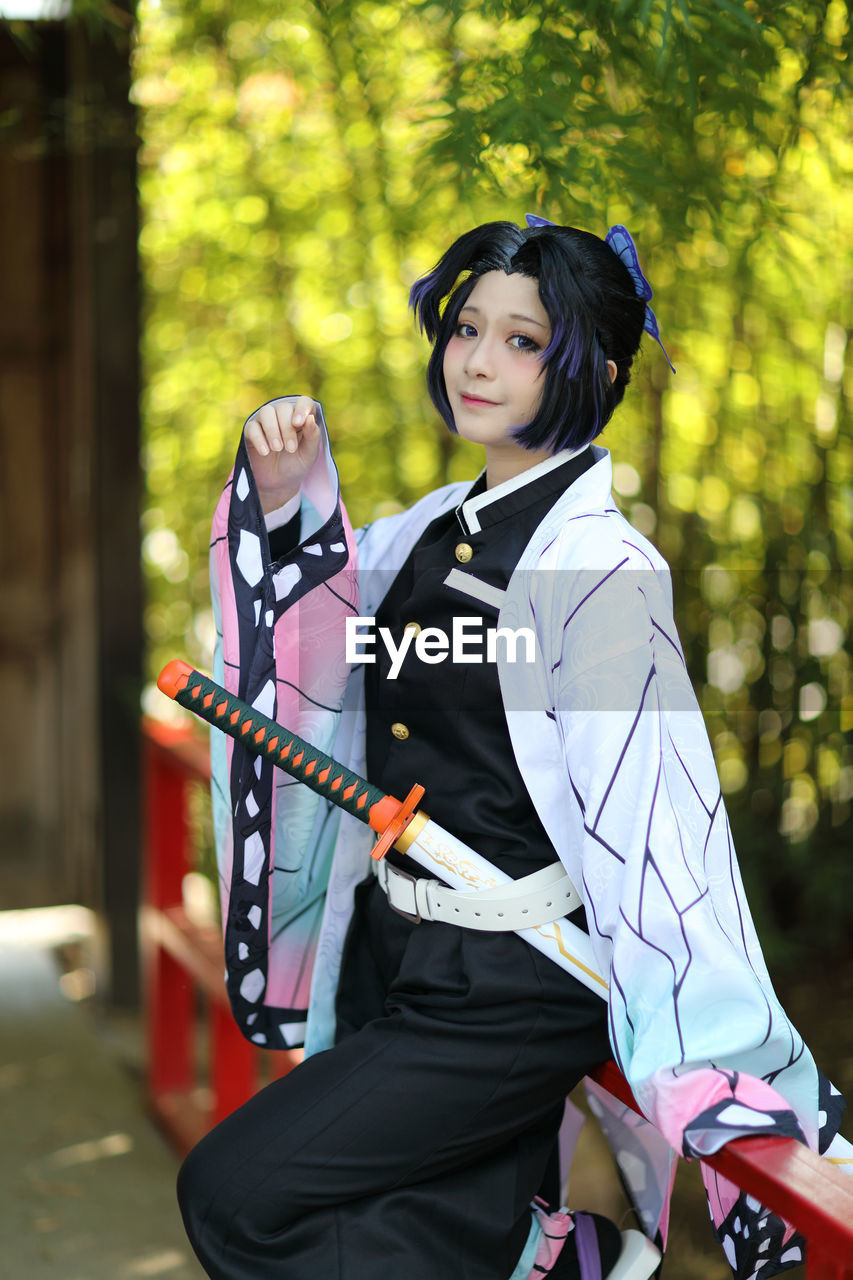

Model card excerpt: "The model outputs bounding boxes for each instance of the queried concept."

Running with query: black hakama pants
[178,876,611,1280]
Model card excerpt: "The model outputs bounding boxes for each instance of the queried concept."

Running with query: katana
[157,659,608,1001]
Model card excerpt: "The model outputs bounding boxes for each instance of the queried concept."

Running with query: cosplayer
[177,216,851,1280]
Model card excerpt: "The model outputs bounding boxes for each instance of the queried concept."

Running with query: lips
[460,392,499,407]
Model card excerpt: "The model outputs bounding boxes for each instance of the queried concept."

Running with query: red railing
[590,1062,853,1278]
[142,723,853,1273]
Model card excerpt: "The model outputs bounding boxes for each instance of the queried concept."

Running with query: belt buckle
[386,864,422,924]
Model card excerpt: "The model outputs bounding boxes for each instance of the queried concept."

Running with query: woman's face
[442,271,551,468]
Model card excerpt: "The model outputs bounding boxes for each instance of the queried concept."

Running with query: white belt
[371,858,581,930]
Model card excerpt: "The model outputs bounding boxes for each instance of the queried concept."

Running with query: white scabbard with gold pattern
[395,812,608,1000]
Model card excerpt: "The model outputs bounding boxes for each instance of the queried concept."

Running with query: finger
[290,400,320,452]
[258,402,286,453]
[245,415,270,456]
[274,400,301,454]
[291,395,317,428]
[299,413,321,467]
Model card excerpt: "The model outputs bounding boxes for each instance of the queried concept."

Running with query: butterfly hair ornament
[525,213,676,373]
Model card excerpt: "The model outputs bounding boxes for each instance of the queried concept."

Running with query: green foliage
[137,0,853,960]
[413,0,852,240]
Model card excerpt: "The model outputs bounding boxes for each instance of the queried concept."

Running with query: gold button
[455,542,473,563]
[404,621,422,637]
[391,722,410,740]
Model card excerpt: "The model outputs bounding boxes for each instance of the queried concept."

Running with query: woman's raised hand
[244,396,322,512]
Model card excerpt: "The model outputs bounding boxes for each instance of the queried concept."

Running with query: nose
[464,336,495,378]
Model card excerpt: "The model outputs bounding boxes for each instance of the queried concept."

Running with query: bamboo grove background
[135,0,853,966]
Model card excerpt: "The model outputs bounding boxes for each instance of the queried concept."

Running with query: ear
[606,359,617,383]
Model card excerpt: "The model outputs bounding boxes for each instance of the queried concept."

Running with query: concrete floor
[0,907,205,1280]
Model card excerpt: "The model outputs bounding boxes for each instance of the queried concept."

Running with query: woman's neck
[484,443,554,489]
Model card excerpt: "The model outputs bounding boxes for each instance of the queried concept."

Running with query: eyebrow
[459,304,549,332]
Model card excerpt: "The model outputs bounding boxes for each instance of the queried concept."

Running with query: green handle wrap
[158,661,385,826]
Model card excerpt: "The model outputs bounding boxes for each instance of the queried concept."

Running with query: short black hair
[409,220,647,453]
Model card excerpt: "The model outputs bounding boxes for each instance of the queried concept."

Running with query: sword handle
[157,660,385,826]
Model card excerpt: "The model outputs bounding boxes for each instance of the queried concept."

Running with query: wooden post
[74,3,143,1006]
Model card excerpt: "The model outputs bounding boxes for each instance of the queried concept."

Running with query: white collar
[459,447,587,535]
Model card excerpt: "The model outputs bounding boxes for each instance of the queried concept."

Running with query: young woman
[177,218,849,1280]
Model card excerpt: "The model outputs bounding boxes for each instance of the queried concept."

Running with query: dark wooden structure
[0,5,142,1002]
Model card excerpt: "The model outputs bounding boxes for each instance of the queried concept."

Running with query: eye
[455,322,478,338]
[509,333,541,352]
